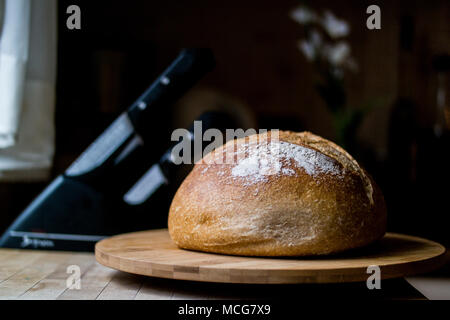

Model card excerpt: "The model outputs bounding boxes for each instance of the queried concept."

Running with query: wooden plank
[19,278,68,300]
[57,263,117,300]
[20,252,94,300]
[0,252,63,299]
[134,278,173,300]
[96,272,143,300]
[0,249,120,300]
[0,250,45,282]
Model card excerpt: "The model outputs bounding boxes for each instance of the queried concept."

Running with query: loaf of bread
[168,131,387,256]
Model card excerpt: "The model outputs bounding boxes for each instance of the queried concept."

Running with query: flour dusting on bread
[204,131,374,204]
[295,131,374,205]
[230,141,341,185]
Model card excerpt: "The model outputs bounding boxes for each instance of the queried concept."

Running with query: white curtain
[0,0,57,181]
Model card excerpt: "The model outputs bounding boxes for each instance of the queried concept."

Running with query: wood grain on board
[95,229,446,284]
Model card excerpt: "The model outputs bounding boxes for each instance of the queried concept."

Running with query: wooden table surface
[0,248,449,300]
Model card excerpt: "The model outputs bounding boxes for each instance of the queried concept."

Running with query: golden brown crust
[168,131,387,256]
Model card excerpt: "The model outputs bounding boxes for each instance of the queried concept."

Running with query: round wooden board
[95,229,446,284]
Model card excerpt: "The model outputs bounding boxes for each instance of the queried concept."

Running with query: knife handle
[127,48,216,138]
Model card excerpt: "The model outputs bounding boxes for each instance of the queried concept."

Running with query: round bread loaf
[168,131,387,256]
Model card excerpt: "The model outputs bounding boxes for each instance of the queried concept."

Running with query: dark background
[0,0,449,245]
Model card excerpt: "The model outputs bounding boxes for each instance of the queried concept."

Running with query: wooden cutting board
[95,229,446,284]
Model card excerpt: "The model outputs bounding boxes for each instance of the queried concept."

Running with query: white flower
[321,11,350,38]
[309,29,323,47]
[297,29,322,61]
[290,6,317,25]
[293,8,358,72]
[324,42,351,66]
[298,40,316,61]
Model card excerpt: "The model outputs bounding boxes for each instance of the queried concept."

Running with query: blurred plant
[290,4,373,151]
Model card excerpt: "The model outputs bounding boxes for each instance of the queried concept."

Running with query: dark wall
[0,0,449,244]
